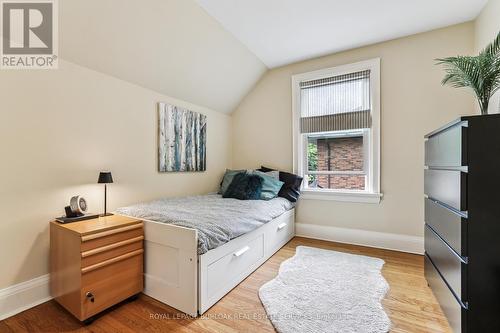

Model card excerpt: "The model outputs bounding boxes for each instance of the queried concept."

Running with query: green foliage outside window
[307,141,317,183]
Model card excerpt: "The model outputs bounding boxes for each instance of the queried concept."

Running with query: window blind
[300,70,371,133]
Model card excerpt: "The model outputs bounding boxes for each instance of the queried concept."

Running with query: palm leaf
[436,30,500,114]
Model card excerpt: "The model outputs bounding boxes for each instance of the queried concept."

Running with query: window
[292,59,381,203]
[306,130,368,190]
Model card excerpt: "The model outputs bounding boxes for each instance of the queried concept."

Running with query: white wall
[0,60,232,289]
[475,0,500,114]
[232,23,475,237]
[59,0,267,114]
[475,0,500,50]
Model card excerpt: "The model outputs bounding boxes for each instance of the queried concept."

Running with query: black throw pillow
[223,173,264,200]
[259,166,303,202]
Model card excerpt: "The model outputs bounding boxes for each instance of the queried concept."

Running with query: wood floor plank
[0,237,451,332]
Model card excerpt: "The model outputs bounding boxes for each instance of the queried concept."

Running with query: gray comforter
[115,194,294,254]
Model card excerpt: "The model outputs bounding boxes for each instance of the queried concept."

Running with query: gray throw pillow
[265,170,280,180]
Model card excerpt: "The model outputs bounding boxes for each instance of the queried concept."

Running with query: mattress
[115,194,294,254]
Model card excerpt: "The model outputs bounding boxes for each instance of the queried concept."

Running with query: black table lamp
[98,172,113,216]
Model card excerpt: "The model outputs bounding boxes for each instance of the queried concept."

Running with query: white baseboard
[295,223,424,255]
[0,274,51,321]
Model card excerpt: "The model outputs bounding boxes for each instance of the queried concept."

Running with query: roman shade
[300,70,371,133]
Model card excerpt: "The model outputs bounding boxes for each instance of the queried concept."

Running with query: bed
[116,194,295,316]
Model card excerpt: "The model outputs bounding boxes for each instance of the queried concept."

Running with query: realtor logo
[1,0,58,69]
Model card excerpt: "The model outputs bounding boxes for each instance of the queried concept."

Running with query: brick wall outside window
[315,137,365,190]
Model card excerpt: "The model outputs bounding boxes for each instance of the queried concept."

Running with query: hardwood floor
[0,237,451,332]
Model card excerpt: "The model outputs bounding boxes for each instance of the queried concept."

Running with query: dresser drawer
[81,236,143,268]
[424,169,467,211]
[206,234,264,300]
[81,251,143,319]
[425,225,466,301]
[81,223,143,252]
[425,124,467,168]
[425,198,467,256]
[425,255,466,333]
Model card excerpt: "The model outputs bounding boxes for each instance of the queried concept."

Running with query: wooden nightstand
[50,215,144,322]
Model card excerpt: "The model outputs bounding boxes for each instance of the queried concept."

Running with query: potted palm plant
[437,31,500,115]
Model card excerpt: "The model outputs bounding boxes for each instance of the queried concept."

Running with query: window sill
[300,189,383,203]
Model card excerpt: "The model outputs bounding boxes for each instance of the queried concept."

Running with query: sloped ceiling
[197,0,487,68]
[59,0,267,113]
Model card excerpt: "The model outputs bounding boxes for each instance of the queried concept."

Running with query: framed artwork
[158,102,207,172]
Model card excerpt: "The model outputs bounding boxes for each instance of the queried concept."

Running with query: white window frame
[292,58,382,203]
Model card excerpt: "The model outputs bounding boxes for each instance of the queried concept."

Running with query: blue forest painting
[158,102,207,172]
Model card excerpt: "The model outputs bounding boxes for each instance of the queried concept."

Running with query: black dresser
[424,114,500,332]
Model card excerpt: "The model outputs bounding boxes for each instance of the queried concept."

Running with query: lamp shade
[98,172,113,184]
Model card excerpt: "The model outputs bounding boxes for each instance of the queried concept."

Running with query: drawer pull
[86,291,95,303]
[233,246,250,257]
[81,249,143,274]
[277,223,287,231]
[81,223,142,242]
[81,236,144,258]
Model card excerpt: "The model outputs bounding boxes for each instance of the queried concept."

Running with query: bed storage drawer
[266,210,294,255]
[206,234,264,300]
[425,198,467,256]
[425,225,466,302]
[424,169,467,211]
[425,124,467,168]
[425,254,466,333]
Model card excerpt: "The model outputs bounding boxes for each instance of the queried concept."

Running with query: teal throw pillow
[249,170,284,200]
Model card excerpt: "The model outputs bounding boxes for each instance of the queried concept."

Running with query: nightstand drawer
[81,251,143,318]
[81,223,143,252]
[81,236,144,268]
[51,215,144,321]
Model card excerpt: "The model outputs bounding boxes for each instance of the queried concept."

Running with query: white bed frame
[138,208,295,316]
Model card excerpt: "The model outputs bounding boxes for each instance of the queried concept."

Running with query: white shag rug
[259,246,390,333]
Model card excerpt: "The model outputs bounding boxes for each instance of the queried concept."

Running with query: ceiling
[196,0,488,68]
[59,0,266,114]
